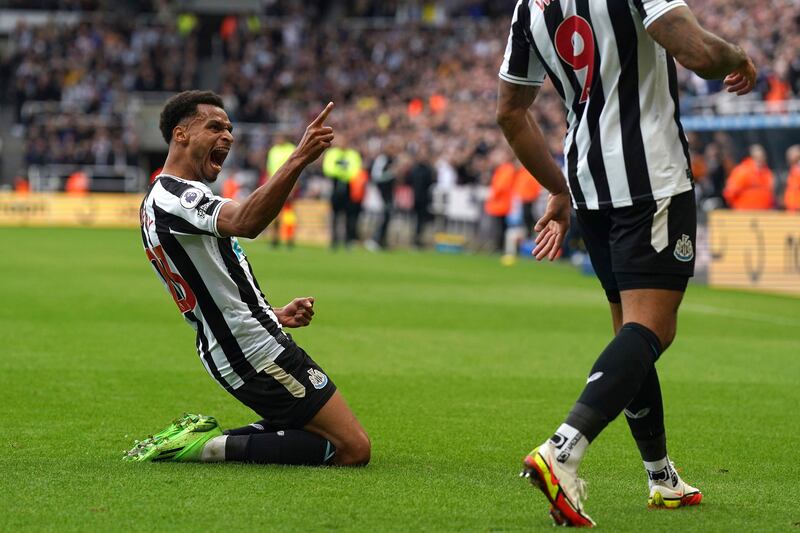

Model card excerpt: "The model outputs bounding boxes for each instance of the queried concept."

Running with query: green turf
[1,227,798,531]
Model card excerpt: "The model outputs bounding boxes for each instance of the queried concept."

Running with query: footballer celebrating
[497,0,756,526]
[126,91,370,467]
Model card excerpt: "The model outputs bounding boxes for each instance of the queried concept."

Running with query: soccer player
[497,0,756,526]
[127,91,370,467]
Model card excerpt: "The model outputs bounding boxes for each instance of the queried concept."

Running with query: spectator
[366,139,400,251]
[484,151,516,253]
[723,145,776,210]
[514,167,542,239]
[406,147,436,248]
[784,145,800,212]
[265,134,297,247]
[323,135,362,249]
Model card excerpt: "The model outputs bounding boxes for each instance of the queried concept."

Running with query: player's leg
[220,344,367,466]
[617,190,702,508]
[610,292,671,489]
[620,288,702,508]
[126,345,367,467]
[520,208,617,527]
[213,391,369,466]
[303,391,371,466]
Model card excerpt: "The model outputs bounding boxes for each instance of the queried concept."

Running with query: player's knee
[337,432,371,466]
[657,320,678,351]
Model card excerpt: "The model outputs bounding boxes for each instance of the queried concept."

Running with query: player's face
[186,105,234,182]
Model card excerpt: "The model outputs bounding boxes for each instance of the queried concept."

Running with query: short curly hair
[159,90,225,144]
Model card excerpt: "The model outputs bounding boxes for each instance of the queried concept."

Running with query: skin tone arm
[646,7,757,94]
[215,104,334,328]
[216,102,335,239]
[496,80,570,261]
[274,297,315,328]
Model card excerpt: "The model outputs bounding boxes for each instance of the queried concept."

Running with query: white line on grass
[683,303,800,327]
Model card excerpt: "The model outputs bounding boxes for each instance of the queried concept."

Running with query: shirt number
[554,15,595,104]
[146,245,197,314]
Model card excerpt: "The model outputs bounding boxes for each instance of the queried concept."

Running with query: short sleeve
[153,178,231,237]
[632,0,688,29]
[498,0,546,87]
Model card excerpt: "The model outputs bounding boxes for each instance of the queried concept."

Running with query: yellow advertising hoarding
[0,193,143,227]
[0,193,331,244]
[708,210,800,296]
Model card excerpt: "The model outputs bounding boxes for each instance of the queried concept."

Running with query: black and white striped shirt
[140,174,292,391]
[500,0,693,209]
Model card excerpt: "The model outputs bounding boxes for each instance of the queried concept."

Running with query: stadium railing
[28,164,146,193]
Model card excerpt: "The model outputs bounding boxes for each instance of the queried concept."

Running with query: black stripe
[158,176,196,199]
[153,203,214,236]
[244,261,272,307]
[528,32,566,101]
[566,139,586,207]
[186,310,229,390]
[204,199,223,218]
[632,0,647,19]
[158,231,257,382]
[543,4,585,121]
[576,0,612,206]
[667,55,693,178]
[507,1,532,78]
[217,239,292,349]
[607,0,653,201]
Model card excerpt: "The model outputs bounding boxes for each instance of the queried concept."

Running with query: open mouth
[209,147,229,172]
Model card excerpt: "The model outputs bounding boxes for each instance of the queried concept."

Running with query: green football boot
[123,413,222,462]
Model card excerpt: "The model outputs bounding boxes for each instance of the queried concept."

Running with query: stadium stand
[0,0,798,243]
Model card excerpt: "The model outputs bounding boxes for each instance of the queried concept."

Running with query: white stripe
[498,72,544,86]
[262,361,306,398]
[634,19,694,202]
[591,0,632,207]
[650,196,671,253]
[642,0,688,29]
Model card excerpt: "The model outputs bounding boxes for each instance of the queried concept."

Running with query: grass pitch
[1,227,799,531]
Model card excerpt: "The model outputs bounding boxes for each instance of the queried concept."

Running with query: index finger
[311,102,334,126]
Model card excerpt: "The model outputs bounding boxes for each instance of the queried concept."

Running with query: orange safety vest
[784,165,800,212]
[14,177,30,194]
[222,177,240,200]
[349,169,368,203]
[485,162,517,217]
[515,167,542,203]
[65,171,89,196]
[723,158,775,210]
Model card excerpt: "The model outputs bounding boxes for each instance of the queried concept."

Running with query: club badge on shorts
[307,368,328,389]
[674,234,694,262]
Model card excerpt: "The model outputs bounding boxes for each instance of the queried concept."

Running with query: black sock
[624,365,667,461]
[222,419,276,436]
[566,323,663,441]
[225,430,336,466]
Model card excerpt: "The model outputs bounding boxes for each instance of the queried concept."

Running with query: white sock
[200,435,228,462]
[550,423,589,475]
[644,456,677,488]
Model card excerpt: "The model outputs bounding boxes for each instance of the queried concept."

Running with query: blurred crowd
[2,15,199,167]
[678,0,800,101]
[1,0,799,244]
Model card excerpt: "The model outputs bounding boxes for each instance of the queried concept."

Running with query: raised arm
[496,80,570,260]
[217,103,335,238]
[646,6,756,94]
